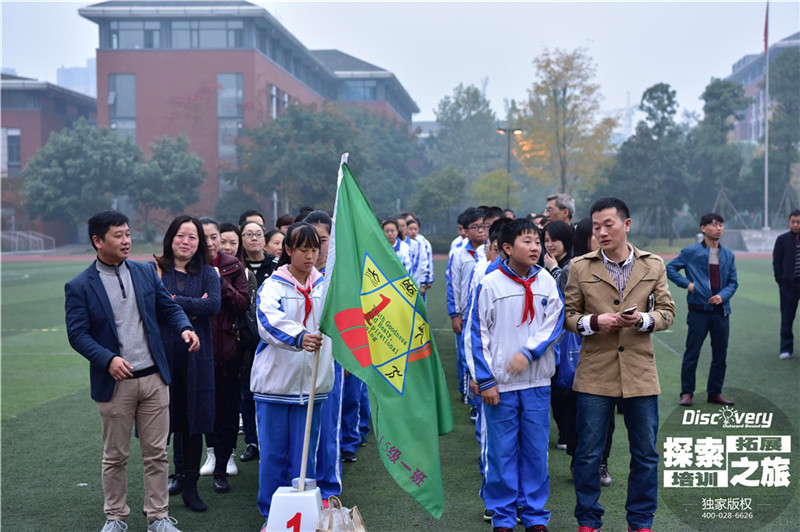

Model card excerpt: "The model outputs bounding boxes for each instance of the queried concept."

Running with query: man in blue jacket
[667,213,738,407]
[65,211,200,532]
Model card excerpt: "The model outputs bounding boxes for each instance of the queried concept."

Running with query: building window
[256,28,268,56]
[1,91,41,110]
[3,128,21,178]
[217,73,243,118]
[283,92,290,111]
[171,20,243,49]
[339,80,377,102]
[110,21,160,49]
[109,74,135,140]
[218,74,243,183]
[270,85,278,119]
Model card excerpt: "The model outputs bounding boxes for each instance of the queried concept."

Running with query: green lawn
[2,257,798,531]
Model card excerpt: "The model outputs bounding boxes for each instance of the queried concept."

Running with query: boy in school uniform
[404,215,433,296]
[467,218,564,532]
[447,207,487,405]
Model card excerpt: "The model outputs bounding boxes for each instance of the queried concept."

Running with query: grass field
[2,256,798,531]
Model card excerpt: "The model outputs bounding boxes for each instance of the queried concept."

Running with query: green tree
[22,118,141,233]
[342,107,423,217]
[234,102,364,213]
[470,170,519,209]
[128,135,205,239]
[746,48,800,219]
[410,166,467,231]
[597,83,689,242]
[512,47,618,195]
[687,78,750,218]
[426,84,503,180]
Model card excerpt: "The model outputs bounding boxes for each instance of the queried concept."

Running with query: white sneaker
[200,447,215,476]
[780,352,792,360]
[147,516,181,532]
[101,521,128,532]
[226,453,238,476]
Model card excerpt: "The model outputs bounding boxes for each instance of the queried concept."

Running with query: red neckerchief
[467,249,476,259]
[297,285,313,326]
[500,265,537,326]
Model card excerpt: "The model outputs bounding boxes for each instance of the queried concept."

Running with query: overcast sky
[2,1,799,125]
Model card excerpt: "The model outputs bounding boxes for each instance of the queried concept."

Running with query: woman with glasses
[241,221,279,288]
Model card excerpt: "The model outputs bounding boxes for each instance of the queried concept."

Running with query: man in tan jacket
[564,197,675,532]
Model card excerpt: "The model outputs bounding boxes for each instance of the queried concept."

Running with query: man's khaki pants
[97,372,170,523]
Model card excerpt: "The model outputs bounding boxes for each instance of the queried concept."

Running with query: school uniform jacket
[416,233,435,285]
[447,241,485,318]
[465,261,564,393]
[564,247,675,398]
[250,267,334,404]
[393,239,413,273]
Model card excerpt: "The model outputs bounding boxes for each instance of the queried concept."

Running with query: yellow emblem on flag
[359,254,431,394]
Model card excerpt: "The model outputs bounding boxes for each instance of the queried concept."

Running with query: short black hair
[238,210,264,227]
[198,216,219,230]
[461,207,484,228]
[488,217,512,245]
[699,213,724,227]
[381,218,399,231]
[277,222,321,267]
[88,211,129,250]
[295,206,315,223]
[303,210,332,235]
[275,213,295,229]
[499,218,540,251]
[590,197,630,221]
[483,206,504,222]
[406,216,420,228]
[504,209,515,217]
[789,210,800,219]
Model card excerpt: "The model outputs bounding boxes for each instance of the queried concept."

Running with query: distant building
[728,31,800,143]
[0,73,96,242]
[78,0,419,220]
[57,58,97,98]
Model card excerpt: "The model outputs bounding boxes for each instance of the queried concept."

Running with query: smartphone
[621,305,638,315]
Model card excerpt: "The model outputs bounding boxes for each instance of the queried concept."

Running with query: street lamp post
[496,126,522,209]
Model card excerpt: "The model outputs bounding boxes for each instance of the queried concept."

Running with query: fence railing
[1,231,56,254]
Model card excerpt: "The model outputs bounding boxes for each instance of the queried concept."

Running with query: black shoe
[342,451,358,463]
[182,480,207,512]
[359,435,368,447]
[483,509,494,522]
[240,443,259,462]
[167,473,184,496]
[213,474,230,493]
[526,526,548,532]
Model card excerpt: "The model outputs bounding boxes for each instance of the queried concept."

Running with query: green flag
[320,159,454,519]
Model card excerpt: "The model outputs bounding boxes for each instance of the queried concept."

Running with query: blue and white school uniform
[392,238,412,273]
[315,266,344,499]
[416,233,435,287]
[447,241,485,400]
[466,260,564,529]
[404,235,421,280]
[251,265,334,518]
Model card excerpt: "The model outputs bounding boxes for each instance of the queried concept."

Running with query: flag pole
[763,0,771,230]
[297,343,320,493]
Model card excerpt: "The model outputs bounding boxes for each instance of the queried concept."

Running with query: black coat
[773,230,800,285]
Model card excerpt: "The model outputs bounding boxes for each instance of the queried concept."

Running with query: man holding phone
[667,213,738,407]
[564,197,675,532]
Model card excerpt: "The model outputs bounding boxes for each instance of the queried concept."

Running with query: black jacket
[773,230,800,284]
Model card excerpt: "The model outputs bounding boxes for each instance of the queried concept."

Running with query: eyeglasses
[242,232,265,239]
[467,224,489,231]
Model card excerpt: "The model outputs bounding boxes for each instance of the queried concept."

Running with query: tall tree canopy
[426,83,503,180]
[234,102,363,213]
[512,47,617,195]
[128,135,205,235]
[22,117,141,230]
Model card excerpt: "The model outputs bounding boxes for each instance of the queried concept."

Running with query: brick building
[79,0,418,221]
[1,74,96,244]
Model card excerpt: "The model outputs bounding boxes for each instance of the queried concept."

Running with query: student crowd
[69,190,771,532]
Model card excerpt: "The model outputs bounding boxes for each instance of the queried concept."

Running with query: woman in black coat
[153,215,220,512]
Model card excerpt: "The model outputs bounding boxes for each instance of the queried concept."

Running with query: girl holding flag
[250,222,334,526]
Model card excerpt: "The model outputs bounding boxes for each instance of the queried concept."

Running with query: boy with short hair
[405,215,432,296]
[467,218,564,532]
